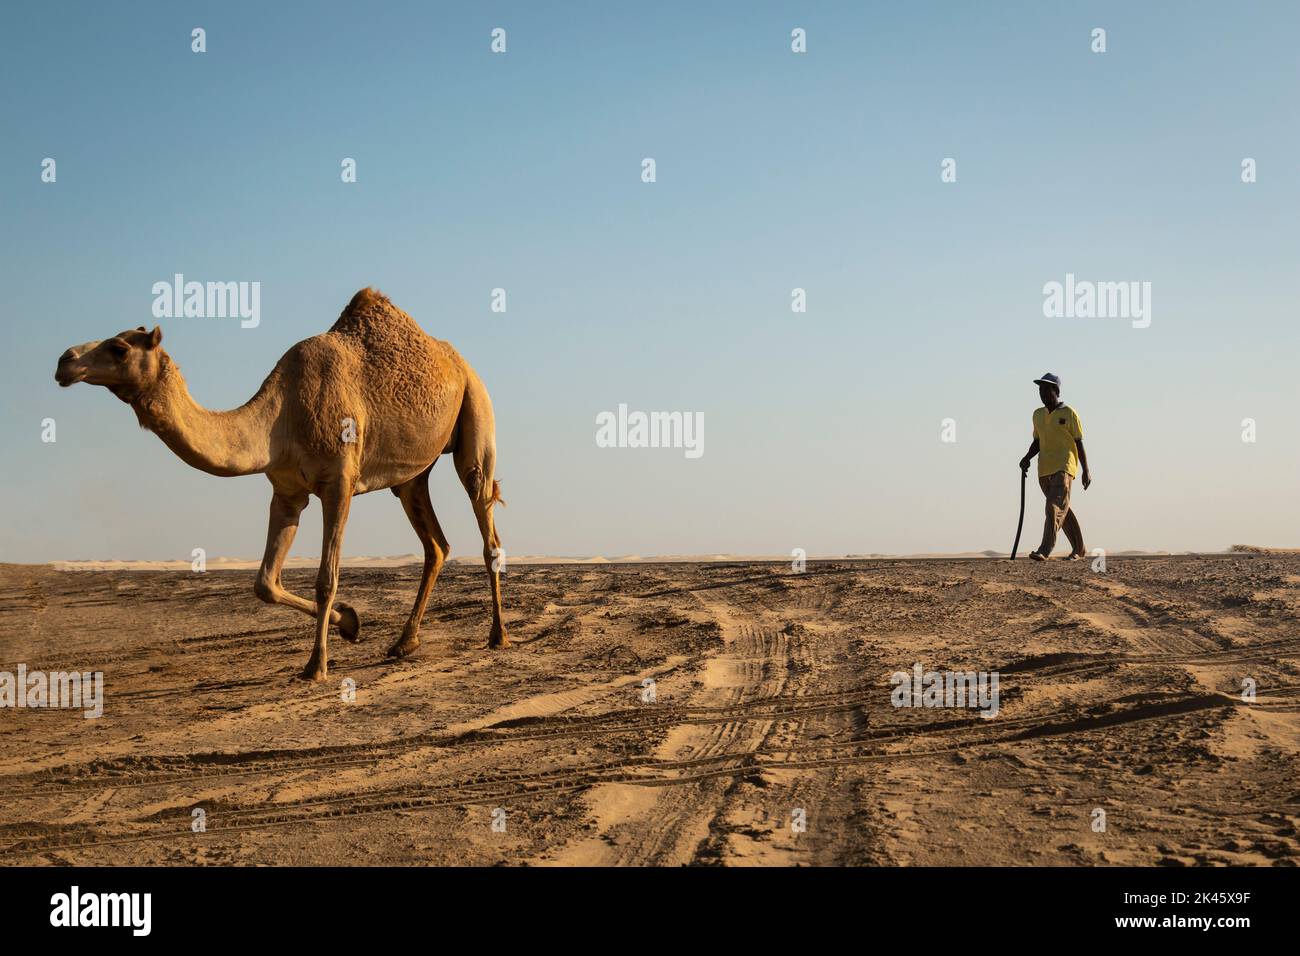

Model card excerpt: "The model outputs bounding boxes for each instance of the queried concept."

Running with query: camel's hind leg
[387,466,450,659]
[454,375,508,649]
[253,491,360,642]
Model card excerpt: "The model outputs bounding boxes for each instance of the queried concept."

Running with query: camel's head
[55,326,165,401]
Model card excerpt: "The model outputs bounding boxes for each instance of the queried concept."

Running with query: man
[1018,372,1091,561]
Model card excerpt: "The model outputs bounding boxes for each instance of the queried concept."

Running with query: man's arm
[1076,438,1091,489]
[1019,439,1039,472]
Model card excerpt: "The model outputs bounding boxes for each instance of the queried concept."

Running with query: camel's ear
[136,326,146,332]
[148,326,162,349]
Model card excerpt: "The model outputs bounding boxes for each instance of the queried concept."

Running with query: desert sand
[1,554,1298,866]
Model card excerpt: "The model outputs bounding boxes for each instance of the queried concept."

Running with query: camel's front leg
[253,491,360,641]
[303,483,352,681]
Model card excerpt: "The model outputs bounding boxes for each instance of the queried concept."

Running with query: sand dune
[1,553,1297,866]
[46,548,1217,572]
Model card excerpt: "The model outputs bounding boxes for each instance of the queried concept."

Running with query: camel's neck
[131,355,280,478]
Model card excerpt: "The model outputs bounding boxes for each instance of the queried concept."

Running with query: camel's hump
[329,287,420,334]
[325,288,460,370]
[325,287,467,374]
[330,283,405,329]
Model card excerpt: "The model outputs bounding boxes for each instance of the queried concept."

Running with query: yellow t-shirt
[1033,404,1083,478]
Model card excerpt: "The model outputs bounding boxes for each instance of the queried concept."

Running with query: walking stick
[1010,467,1028,560]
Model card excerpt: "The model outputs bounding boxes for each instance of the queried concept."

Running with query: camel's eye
[108,340,130,357]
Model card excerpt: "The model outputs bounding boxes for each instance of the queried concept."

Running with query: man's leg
[1063,504,1085,557]
[1035,472,1071,557]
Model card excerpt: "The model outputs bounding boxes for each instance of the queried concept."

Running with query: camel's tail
[453,365,505,511]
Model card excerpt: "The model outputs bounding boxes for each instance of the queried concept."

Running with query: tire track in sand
[541,588,794,865]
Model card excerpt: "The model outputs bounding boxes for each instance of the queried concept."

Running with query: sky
[2,1,1297,563]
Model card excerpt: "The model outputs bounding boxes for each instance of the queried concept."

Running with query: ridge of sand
[3,553,1297,866]
[34,548,1243,571]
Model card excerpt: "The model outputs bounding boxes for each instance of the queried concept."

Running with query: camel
[54,288,507,680]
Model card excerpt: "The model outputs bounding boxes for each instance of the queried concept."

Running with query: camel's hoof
[386,634,420,659]
[299,663,328,682]
[336,603,361,643]
[488,629,511,650]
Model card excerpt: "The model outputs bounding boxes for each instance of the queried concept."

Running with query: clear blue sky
[3,1,1297,562]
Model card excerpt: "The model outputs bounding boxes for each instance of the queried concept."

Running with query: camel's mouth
[55,363,86,387]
